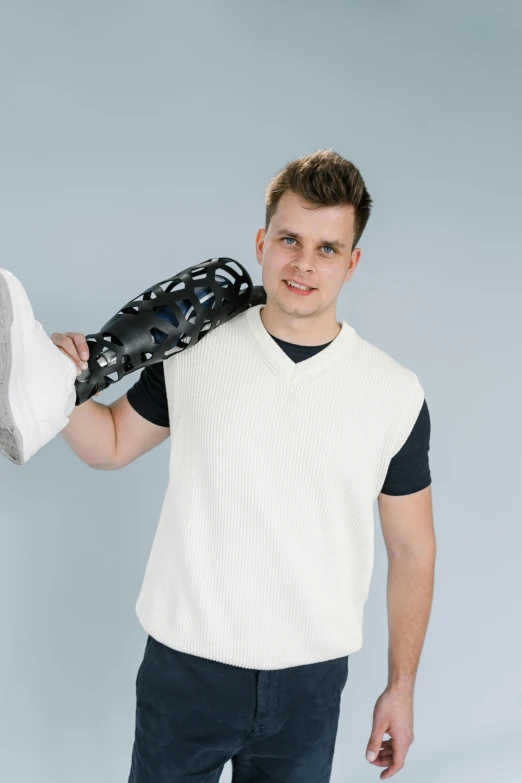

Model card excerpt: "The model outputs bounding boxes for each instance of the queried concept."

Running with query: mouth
[283,279,317,296]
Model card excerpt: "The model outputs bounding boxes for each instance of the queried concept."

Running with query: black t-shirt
[127,333,432,497]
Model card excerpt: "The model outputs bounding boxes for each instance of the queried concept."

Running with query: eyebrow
[274,228,346,250]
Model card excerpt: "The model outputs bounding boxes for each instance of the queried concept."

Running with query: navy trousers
[128,634,349,783]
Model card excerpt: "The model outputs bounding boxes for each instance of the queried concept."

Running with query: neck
[260,300,341,346]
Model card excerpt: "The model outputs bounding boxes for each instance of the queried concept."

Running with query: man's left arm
[380,483,436,690]
[364,484,436,778]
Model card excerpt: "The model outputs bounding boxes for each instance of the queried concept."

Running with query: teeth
[286,281,312,291]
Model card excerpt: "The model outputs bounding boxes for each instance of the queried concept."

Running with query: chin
[279,298,318,316]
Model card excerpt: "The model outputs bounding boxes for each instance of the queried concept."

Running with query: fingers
[376,741,409,779]
[63,331,90,363]
[369,750,393,766]
[367,738,405,777]
[50,333,102,395]
[368,740,393,766]
[50,332,90,374]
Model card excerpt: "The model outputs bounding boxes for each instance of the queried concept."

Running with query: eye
[282,237,335,254]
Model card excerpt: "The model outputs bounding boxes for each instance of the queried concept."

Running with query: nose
[291,254,315,277]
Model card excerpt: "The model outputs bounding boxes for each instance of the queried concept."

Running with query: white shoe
[0,268,78,465]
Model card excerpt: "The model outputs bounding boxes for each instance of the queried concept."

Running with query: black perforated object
[75,257,266,406]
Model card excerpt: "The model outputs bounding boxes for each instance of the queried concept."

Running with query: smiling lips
[284,278,316,289]
[283,279,316,296]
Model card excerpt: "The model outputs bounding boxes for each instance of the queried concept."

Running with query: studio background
[0,1,520,781]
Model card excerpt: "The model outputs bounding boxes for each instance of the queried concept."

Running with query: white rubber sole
[0,271,40,465]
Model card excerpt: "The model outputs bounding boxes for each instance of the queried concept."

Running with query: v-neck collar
[242,304,359,384]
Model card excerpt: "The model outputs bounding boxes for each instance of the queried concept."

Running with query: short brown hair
[265,149,373,252]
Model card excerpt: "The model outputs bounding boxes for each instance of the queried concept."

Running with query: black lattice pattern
[75,257,265,405]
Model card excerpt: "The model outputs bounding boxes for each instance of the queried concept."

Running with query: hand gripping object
[75,257,267,406]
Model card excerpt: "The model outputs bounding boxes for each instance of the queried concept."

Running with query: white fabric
[31,321,78,441]
[1,268,78,462]
[135,304,425,670]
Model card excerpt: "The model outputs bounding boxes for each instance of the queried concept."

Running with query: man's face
[255,190,361,322]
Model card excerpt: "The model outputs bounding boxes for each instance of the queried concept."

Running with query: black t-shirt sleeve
[126,362,170,427]
[379,398,432,496]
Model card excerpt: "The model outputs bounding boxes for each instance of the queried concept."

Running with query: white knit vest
[135,304,425,670]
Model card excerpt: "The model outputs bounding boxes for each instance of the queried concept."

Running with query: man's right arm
[51,330,170,469]
[60,393,170,470]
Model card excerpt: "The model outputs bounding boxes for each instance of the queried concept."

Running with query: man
[3,149,436,781]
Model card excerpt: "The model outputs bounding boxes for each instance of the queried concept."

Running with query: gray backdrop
[0,1,520,781]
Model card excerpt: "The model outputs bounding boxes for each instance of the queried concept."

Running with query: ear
[255,227,266,265]
[345,248,361,281]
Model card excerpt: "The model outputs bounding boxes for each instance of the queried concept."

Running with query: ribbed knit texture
[135,305,425,670]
